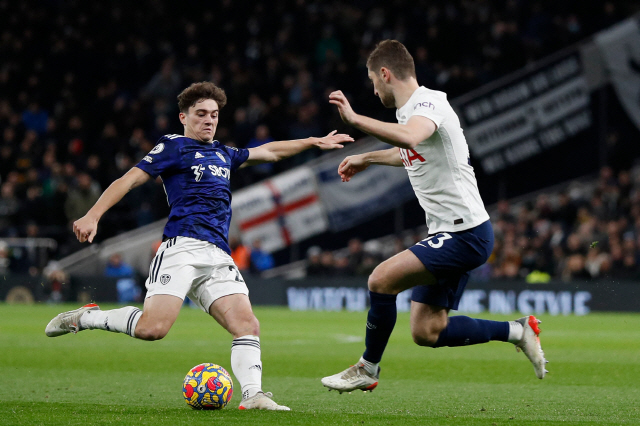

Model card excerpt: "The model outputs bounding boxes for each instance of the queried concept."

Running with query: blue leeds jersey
[135,134,249,254]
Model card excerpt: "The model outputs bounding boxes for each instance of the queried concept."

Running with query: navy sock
[433,316,509,347]
[362,291,397,363]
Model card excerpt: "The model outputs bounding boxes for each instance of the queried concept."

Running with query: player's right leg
[44,294,183,340]
[46,236,193,340]
[321,249,435,393]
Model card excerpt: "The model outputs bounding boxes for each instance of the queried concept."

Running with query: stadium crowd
[306,166,640,282]
[0,0,635,272]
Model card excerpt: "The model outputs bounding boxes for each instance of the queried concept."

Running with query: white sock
[80,306,142,338]
[359,356,379,376]
[231,335,262,400]
[507,321,524,344]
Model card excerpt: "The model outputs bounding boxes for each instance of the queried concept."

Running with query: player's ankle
[507,321,524,344]
[242,387,261,400]
[359,357,379,376]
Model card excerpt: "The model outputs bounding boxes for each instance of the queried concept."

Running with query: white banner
[231,167,328,253]
[595,18,640,132]
[313,140,414,231]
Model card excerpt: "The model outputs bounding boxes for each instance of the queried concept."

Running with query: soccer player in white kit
[44,82,354,410]
[321,40,548,393]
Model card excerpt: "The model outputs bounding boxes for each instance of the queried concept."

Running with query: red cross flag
[231,167,329,253]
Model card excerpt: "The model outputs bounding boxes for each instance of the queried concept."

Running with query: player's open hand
[329,90,357,126]
[315,130,354,150]
[73,215,98,243]
[338,154,369,182]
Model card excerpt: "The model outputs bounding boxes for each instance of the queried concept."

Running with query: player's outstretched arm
[242,131,354,167]
[73,167,151,243]
[329,90,436,149]
[338,148,403,182]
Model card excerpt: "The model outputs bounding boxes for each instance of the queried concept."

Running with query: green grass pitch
[1,304,639,425]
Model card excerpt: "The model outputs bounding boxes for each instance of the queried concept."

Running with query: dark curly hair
[177,82,227,112]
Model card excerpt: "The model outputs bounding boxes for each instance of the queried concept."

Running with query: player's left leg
[208,293,290,411]
[321,249,433,392]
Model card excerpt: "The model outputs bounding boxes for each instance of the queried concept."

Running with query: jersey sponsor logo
[399,148,426,166]
[160,274,171,284]
[150,143,165,154]
[195,152,204,159]
[216,152,226,163]
[191,164,205,181]
[143,155,153,163]
[414,101,435,110]
[209,164,230,180]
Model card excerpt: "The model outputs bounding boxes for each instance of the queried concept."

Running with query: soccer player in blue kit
[321,40,548,393]
[45,82,353,410]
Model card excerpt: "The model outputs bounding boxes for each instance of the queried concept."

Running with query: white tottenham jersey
[396,86,489,234]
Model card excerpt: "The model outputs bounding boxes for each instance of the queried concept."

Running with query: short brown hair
[366,40,416,80]
[177,82,227,112]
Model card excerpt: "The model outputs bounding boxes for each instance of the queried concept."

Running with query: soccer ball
[183,363,234,409]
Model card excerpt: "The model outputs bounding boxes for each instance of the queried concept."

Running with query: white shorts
[144,236,248,312]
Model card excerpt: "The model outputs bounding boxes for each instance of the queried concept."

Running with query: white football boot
[321,362,380,393]
[238,391,290,411]
[45,303,100,337]
[515,315,548,379]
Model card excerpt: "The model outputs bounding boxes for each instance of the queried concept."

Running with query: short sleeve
[135,137,179,178]
[222,145,249,171]
[410,95,446,129]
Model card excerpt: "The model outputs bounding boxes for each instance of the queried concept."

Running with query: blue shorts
[408,220,494,310]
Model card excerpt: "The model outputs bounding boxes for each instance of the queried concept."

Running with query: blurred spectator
[104,253,140,302]
[0,182,20,237]
[45,269,70,303]
[0,241,11,275]
[306,246,324,276]
[250,239,274,273]
[245,124,275,180]
[64,173,100,223]
[230,236,251,272]
[346,238,364,275]
[104,253,135,278]
[21,102,48,136]
[319,250,336,276]
[333,253,351,276]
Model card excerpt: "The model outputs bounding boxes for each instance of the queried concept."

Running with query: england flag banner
[231,167,328,253]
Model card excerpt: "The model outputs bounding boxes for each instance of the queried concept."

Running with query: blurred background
[1,0,640,312]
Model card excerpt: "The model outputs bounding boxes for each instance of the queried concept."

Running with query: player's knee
[230,315,260,338]
[411,329,439,347]
[411,322,446,347]
[135,323,169,341]
[247,316,260,336]
[367,267,394,294]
